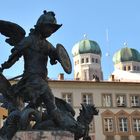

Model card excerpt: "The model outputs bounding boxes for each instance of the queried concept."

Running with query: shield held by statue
[56,44,72,74]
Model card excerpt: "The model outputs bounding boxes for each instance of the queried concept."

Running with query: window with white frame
[103,118,114,132]
[130,95,140,107]
[118,117,128,132]
[102,94,112,107]
[132,118,140,132]
[82,94,93,104]
[62,93,72,105]
[116,95,126,107]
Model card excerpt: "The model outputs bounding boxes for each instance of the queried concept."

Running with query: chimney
[111,74,115,81]
[58,73,64,80]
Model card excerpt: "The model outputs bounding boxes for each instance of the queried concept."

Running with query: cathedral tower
[72,38,103,81]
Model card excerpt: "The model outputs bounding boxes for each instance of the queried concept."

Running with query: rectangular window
[133,118,140,132]
[118,118,128,132]
[116,95,126,107]
[130,95,140,107]
[123,66,126,71]
[86,58,89,63]
[133,66,136,71]
[81,58,84,63]
[102,94,112,107]
[104,118,114,132]
[128,66,131,71]
[95,59,98,63]
[82,94,93,104]
[62,93,72,105]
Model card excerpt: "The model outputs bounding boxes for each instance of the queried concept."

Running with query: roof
[113,47,140,64]
[111,69,140,82]
[72,39,102,57]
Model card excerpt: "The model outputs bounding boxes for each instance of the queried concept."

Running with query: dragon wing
[0,20,26,46]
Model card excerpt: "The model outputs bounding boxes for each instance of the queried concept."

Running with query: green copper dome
[113,47,140,64]
[72,39,102,57]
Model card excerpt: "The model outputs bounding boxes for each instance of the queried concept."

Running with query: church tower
[72,38,103,81]
[110,43,140,82]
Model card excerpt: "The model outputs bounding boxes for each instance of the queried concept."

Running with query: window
[102,94,112,107]
[123,66,126,71]
[95,58,98,63]
[130,95,140,107]
[102,110,115,135]
[131,111,140,134]
[103,118,114,132]
[128,66,131,71]
[62,93,72,105]
[132,118,140,132]
[118,117,128,132]
[116,110,130,134]
[86,58,89,63]
[92,58,94,63]
[82,94,93,104]
[133,66,136,71]
[116,95,126,107]
[81,58,84,63]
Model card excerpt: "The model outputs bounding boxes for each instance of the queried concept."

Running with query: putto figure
[0,10,98,140]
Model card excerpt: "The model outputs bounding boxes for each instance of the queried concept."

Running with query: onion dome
[113,44,140,64]
[72,39,102,57]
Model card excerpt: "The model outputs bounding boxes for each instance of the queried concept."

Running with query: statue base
[12,130,74,140]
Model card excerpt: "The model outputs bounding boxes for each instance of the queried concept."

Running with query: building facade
[49,79,140,140]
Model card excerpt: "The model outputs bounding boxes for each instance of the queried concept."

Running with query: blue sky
[0,0,140,80]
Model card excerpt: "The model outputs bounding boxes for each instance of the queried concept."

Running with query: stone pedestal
[12,130,74,140]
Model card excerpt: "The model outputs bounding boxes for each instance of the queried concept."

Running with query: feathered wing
[0,20,26,46]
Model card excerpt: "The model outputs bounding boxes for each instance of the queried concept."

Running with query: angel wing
[0,20,26,46]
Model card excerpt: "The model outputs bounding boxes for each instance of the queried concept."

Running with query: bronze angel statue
[0,10,98,140]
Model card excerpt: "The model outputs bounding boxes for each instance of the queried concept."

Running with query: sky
[0,0,140,80]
